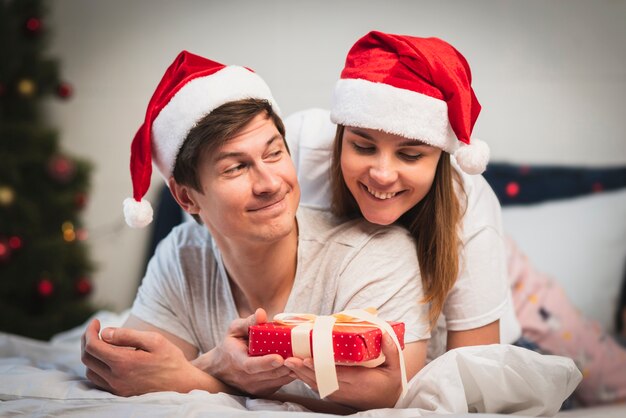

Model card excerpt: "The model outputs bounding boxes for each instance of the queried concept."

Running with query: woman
[285,31,519,362]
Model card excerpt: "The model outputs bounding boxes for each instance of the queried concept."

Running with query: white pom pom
[123,197,154,228]
[454,139,490,175]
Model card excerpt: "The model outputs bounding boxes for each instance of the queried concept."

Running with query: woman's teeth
[366,185,397,200]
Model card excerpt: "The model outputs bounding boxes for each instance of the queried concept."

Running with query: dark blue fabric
[140,185,183,278]
[483,163,626,206]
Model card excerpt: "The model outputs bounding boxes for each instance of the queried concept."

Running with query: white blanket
[0,311,582,417]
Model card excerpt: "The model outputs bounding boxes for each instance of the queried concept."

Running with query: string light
[505,181,520,198]
[62,221,76,242]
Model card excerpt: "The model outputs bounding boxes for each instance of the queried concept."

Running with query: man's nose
[252,163,281,195]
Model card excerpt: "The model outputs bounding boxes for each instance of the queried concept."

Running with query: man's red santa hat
[331,31,489,175]
[123,51,279,228]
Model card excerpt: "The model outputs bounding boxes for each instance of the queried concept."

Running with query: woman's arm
[446,319,500,351]
[284,338,427,410]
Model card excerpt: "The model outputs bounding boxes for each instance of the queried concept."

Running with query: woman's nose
[369,158,398,186]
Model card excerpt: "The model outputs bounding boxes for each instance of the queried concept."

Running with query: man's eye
[224,163,245,174]
[350,142,375,154]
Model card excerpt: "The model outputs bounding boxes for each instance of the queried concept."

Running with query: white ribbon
[273,309,407,399]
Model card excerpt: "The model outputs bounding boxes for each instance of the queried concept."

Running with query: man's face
[186,113,300,245]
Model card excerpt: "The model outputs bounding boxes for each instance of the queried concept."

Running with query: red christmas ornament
[8,236,22,250]
[0,239,11,263]
[75,277,93,296]
[26,17,41,31]
[25,17,43,35]
[37,278,54,298]
[505,181,520,198]
[56,82,73,99]
[48,155,76,183]
[75,192,88,209]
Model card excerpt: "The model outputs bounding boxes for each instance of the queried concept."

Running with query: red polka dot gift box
[248,311,405,365]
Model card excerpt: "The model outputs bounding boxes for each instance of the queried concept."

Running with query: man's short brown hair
[173,98,286,192]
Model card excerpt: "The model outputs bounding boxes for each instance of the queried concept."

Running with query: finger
[83,320,118,365]
[83,319,101,348]
[100,327,158,352]
[228,315,253,337]
[288,366,317,391]
[380,333,400,369]
[242,354,286,374]
[81,319,98,353]
[245,374,296,396]
[302,357,314,370]
[81,350,111,378]
[85,367,113,392]
[284,358,317,387]
[254,308,268,325]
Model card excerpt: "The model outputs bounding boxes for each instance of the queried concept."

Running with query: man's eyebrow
[214,135,282,162]
[348,127,427,146]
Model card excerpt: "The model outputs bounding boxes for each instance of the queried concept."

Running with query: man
[81,51,429,410]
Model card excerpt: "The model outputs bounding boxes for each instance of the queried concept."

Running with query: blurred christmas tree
[0,0,98,340]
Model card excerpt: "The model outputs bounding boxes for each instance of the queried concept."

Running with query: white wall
[46,0,626,312]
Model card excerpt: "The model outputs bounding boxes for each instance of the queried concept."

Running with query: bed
[1,163,625,417]
[0,313,582,417]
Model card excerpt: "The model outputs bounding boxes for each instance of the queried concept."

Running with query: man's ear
[168,177,200,214]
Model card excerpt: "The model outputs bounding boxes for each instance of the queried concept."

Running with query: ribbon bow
[273,308,407,399]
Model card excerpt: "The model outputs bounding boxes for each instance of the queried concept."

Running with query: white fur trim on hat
[123,197,154,228]
[453,139,490,175]
[331,78,458,152]
[152,65,280,180]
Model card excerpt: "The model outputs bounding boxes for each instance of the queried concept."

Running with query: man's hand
[284,333,419,410]
[193,308,294,396]
[81,319,212,396]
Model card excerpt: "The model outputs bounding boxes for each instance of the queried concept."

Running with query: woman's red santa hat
[123,51,279,228]
[331,31,489,175]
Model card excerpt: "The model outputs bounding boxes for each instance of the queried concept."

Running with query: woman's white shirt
[285,108,521,360]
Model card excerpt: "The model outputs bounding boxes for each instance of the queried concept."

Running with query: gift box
[248,320,405,364]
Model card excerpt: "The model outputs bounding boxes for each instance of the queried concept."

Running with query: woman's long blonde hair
[330,125,465,328]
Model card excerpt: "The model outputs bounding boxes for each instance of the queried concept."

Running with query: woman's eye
[350,142,375,154]
[399,152,422,161]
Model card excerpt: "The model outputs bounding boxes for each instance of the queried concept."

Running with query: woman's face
[340,126,442,225]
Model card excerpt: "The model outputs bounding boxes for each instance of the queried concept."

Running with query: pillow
[502,189,626,331]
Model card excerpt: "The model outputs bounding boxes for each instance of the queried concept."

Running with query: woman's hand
[284,335,425,410]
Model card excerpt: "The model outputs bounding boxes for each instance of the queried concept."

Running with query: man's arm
[192,308,295,396]
[81,316,234,396]
[122,314,199,359]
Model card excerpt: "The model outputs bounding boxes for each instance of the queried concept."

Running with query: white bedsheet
[0,311,588,417]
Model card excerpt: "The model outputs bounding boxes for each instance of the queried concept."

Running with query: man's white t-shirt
[284,109,521,360]
[131,206,430,398]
